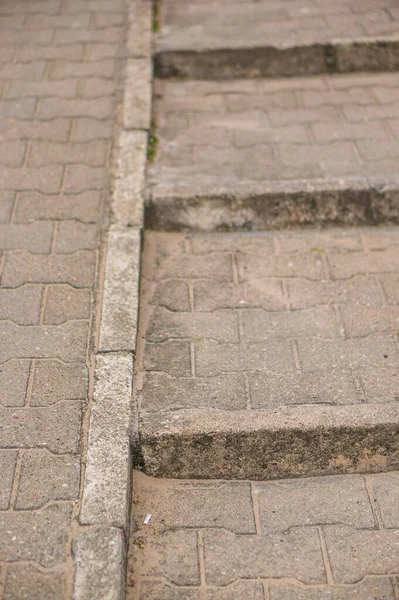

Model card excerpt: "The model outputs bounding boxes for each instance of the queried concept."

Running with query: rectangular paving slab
[154,0,399,79]
[126,470,399,598]
[135,229,399,479]
[148,72,399,230]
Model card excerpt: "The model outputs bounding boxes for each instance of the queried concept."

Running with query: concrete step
[154,0,399,79]
[134,230,399,480]
[147,72,399,231]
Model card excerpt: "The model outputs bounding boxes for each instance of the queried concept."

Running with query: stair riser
[155,40,399,80]
[146,185,399,232]
[138,424,399,480]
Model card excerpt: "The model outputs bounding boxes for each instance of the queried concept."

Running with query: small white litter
[143,514,152,525]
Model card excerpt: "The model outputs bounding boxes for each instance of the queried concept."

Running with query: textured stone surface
[3,564,65,600]
[137,230,399,478]
[151,74,399,185]
[149,74,399,230]
[128,471,399,598]
[99,226,141,353]
[15,450,80,509]
[154,0,399,78]
[131,472,256,534]
[0,504,73,566]
[80,353,133,531]
[73,527,125,600]
[0,0,125,597]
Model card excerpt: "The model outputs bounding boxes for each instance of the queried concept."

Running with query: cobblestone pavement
[127,470,399,599]
[139,229,399,411]
[0,0,126,597]
[151,73,399,186]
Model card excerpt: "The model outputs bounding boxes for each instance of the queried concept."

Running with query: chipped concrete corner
[73,0,152,597]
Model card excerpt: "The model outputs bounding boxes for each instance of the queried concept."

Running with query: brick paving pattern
[151,73,399,187]
[137,229,399,414]
[156,0,399,52]
[0,0,125,597]
[127,470,399,599]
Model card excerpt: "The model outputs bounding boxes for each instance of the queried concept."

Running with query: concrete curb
[147,177,399,231]
[74,0,152,597]
[73,527,125,600]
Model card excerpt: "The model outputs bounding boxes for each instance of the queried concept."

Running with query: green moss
[148,123,159,163]
[153,1,160,32]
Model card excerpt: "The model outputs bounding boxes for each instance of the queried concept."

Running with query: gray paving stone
[194,280,287,311]
[297,334,399,372]
[325,525,399,583]
[242,306,340,341]
[43,285,91,325]
[268,579,396,600]
[255,475,374,534]
[328,247,399,279]
[149,280,191,311]
[64,165,105,193]
[286,277,384,309]
[204,528,326,586]
[71,118,113,142]
[358,366,399,403]
[0,192,14,223]
[132,472,255,534]
[130,529,200,586]
[237,251,326,280]
[249,369,359,408]
[0,400,82,453]
[15,449,80,509]
[380,274,399,305]
[143,340,191,377]
[29,140,108,169]
[142,372,247,411]
[132,581,265,600]
[147,307,239,343]
[340,305,399,337]
[4,564,65,600]
[0,360,30,407]
[0,222,53,253]
[0,321,88,362]
[0,117,71,143]
[0,503,73,566]
[0,450,18,509]
[0,165,63,193]
[31,360,87,406]
[0,285,42,325]
[371,473,399,528]
[195,339,295,376]
[1,250,96,287]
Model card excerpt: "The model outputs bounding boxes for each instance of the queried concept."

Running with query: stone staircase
[127,2,399,595]
[135,0,399,480]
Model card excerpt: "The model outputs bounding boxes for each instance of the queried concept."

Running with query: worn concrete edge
[99,225,142,353]
[73,526,126,600]
[153,37,399,79]
[80,352,134,530]
[146,177,399,231]
[74,0,153,599]
[138,404,399,480]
